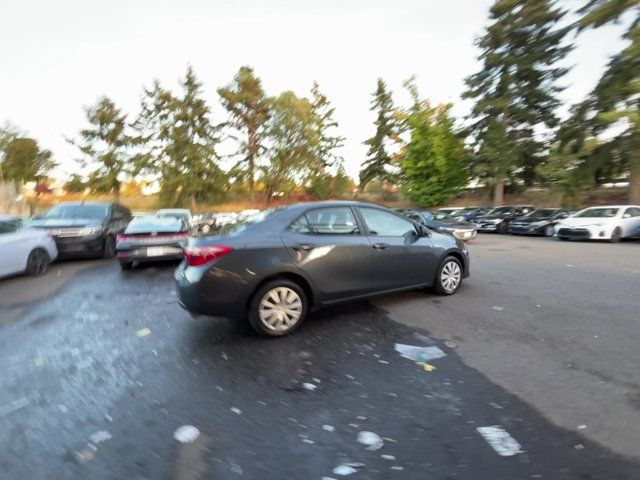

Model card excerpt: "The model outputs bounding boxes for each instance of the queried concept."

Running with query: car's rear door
[357,206,435,291]
[281,206,375,302]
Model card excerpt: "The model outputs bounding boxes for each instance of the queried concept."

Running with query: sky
[0,0,630,181]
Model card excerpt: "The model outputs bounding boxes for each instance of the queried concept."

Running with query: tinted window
[624,207,640,217]
[289,207,359,235]
[360,208,416,237]
[0,221,19,234]
[489,207,513,217]
[405,213,423,223]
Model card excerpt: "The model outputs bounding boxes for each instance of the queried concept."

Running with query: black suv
[474,205,535,234]
[29,202,132,258]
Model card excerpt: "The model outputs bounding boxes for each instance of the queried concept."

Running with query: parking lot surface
[0,235,639,479]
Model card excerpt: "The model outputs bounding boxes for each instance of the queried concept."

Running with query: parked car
[403,210,477,241]
[452,207,492,222]
[508,208,570,236]
[157,209,192,227]
[0,215,58,278]
[116,215,188,270]
[176,201,470,336]
[555,205,640,242]
[28,202,131,258]
[214,212,239,227]
[437,207,465,216]
[474,205,536,233]
[193,213,217,234]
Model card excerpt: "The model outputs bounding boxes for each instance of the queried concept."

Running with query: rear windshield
[44,204,108,219]
[125,216,185,234]
[574,208,619,218]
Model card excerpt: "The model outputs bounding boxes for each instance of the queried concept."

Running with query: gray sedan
[176,201,470,336]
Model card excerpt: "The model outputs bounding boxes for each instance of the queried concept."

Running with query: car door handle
[292,243,314,251]
[372,243,389,250]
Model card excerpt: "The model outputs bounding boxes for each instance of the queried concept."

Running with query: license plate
[147,247,166,256]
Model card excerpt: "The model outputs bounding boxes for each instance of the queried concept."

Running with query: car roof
[51,201,114,206]
[286,200,391,210]
[581,205,639,209]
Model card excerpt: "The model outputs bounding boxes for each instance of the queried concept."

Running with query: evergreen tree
[573,0,640,202]
[360,78,398,188]
[263,91,318,202]
[310,81,345,170]
[463,0,572,205]
[135,67,225,207]
[68,96,131,199]
[399,80,469,207]
[218,66,271,199]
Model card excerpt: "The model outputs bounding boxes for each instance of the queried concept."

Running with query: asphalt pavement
[0,235,639,479]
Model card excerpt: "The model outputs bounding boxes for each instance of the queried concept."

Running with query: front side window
[360,208,416,237]
[624,207,640,217]
[0,221,19,234]
[288,207,359,235]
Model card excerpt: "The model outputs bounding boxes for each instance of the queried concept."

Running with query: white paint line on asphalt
[0,397,29,417]
[476,426,524,456]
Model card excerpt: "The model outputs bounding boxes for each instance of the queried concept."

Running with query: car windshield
[126,216,184,234]
[574,208,619,218]
[44,204,108,219]
[433,212,450,221]
[526,209,557,219]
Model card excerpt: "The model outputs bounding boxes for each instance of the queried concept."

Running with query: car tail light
[183,245,233,266]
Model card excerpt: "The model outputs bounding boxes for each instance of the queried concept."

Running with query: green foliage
[69,96,131,198]
[218,66,271,197]
[399,81,469,207]
[134,67,226,207]
[263,91,318,201]
[310,81,345,170]
[63,174,87,193]
[0,123,22,182]
[360,78,399,188]
[463,0,572,201]
[2,137,56,182]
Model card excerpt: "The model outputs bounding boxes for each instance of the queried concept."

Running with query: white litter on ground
[302,383,317,391]
[390,466,404,471]
[477,426,524,456]
[231,407,242,414]
[381,454,396,461]
[491,305,504,311]
[394,344,446,362]
[333,465,358,476]
[323,425,335,432]
[173,425,200,443]
[89,430,112,445]
[357,431,384,450]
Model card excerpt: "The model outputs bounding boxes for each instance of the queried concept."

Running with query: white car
[156,209,192,227]
[555,205,640,242]
[215,212,239,227]
[0,216,58,278]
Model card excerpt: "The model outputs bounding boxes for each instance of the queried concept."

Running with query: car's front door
[621,207,640,237]
[357,207,435,291]
[281,206,375,302]
[0,222,24,276]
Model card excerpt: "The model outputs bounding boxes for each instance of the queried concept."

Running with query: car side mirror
[419,225,431,237]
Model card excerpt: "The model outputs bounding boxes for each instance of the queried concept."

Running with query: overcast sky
[0,0,629,180]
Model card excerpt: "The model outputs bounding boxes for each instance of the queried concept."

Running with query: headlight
[489,218,502,224]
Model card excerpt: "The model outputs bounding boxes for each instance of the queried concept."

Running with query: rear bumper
[174,262,249,319]
[117,245,183,262]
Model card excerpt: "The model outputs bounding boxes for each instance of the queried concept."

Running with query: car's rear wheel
[433,256,463,295]
[544,225,555,237]
[609,227,622,243]
[558,236,569,241]
[497,222,508,234]
[248,280,308,336]
[102,235,116,258]
[26,248,50,276]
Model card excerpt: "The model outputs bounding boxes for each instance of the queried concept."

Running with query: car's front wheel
[25,248,50,276]
[102,235,116,258]
[119,261,133,270]
[433,256,463,295]
[609,227,622,243]
[544,225,555,237]
[248,280,308,336]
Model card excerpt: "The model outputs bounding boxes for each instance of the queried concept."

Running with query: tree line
[1,0,638,208]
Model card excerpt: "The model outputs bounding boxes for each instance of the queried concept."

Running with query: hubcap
[440,261,461,293]
[258,287,303,332]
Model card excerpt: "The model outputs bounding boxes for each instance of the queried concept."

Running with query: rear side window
[288,207,359,235]
[360,207,416,237]
[0,221,19,234]
[624,207,640,217]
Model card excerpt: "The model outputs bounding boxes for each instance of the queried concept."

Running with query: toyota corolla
[175,201,470,336]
